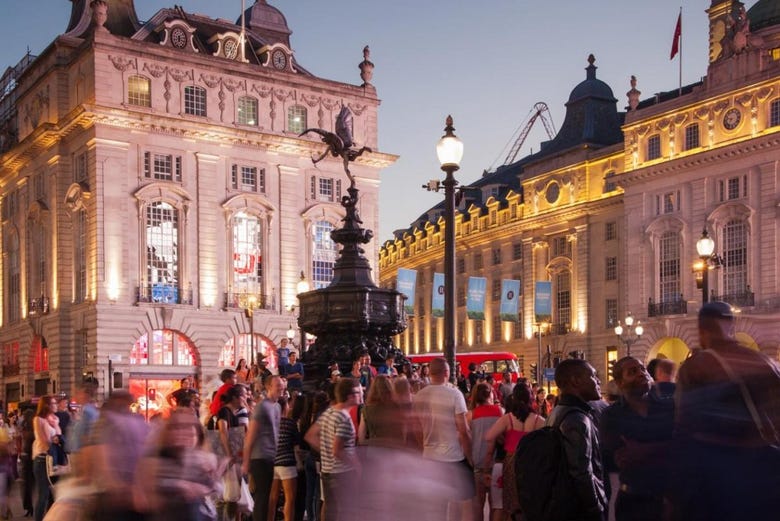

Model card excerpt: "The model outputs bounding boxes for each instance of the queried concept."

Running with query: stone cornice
[618,132,780,186]
[1,106,397,173]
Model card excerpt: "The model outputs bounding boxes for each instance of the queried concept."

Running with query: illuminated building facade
[379,0,780,378]
[0,0,394,409]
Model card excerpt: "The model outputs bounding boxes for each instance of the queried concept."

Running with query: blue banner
[534,281,552,323]
[397,268,417,316]
[467,277,487,320]
[500,279,521,322]
[432,272,445,318]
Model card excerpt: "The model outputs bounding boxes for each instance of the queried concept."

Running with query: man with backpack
[516,358,606,521]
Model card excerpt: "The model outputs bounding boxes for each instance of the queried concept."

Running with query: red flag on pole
[670,12,682,60]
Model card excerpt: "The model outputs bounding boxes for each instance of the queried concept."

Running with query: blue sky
[0,1,715,241]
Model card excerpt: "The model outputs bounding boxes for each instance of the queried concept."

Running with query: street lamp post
[695,228,717,304]
[614,311,643,357]
[436,116,464,382]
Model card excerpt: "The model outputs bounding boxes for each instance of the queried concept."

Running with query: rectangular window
[605,221,617,241]
[237,96,258,126]
[606,298,617,329]
[492,279,501,301]
[128,75,151,107]
[418,296,425,317]
[241,166,257,191]
[555,271,571,329]
[75,210,88,303]
[492,248,501,265]
[771,99,780,127]
[33,174,46,201]
[75,152,88,183]
[474,321,483,345]
[319,178,334,202]
[457,258,466,274]
[493,315,502,341]
[723,220,748,296]
[552,237,571,257]
[684,124,700,151]
[647,134,661,160]
[149,153,173,181]
[513,242,523,260]
[605,256,617,281]
[457,286,465,305]
[474,252,483,270]
[659,232,680,302]
[514,320,523,339]
[184,86,207,117]
[728,177,740,200]
[288,105,307,134]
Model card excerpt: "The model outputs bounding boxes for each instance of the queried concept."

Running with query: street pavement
[6,480,31,521]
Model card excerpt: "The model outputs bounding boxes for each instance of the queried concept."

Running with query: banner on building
[432,272,445,317]
[534,281,552,323]
[397,268,417,316]
[467,277,487,320]
[500,279,521,322]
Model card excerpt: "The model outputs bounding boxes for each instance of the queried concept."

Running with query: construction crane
[502,102,556,166]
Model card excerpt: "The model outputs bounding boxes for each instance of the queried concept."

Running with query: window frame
[127,75,151,108]
[183,85,207,117]
[647,134,661,161]
[237,95,259,126]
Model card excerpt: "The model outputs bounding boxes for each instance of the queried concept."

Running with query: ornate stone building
[379,0,780,380]
[0,0,394,409]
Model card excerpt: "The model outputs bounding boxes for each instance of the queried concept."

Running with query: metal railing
[648,295,687,317]
[28,296,50,316]
[713,289,755,308]
[136,284,193,305]
[549,322,570,335]
[224,291,274,311]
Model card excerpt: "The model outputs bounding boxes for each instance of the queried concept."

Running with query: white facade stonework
[0,2,395,406]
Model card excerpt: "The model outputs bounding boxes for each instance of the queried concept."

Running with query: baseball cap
[698,301,735,320]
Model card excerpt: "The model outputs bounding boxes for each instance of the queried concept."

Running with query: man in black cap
[669,301,780,520]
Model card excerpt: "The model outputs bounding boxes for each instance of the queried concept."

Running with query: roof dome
[239,0,292,46]
[568,54,617,104]
[747,0,780,32]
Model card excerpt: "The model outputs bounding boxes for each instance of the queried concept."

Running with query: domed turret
[239,0,292,47]
[747,0,780,32]
[568,54,618,104]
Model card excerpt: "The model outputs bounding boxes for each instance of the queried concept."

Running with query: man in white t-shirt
[413,358,475,520]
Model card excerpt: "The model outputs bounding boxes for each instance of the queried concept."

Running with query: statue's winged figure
[299,106,372,188]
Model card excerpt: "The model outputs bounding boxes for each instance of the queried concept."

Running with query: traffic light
[529,363,538,383]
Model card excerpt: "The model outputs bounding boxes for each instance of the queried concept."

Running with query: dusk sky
[0,1,717,242]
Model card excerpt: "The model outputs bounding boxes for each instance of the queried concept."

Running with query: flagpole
[678,6,682,96]
[240,0,247,63]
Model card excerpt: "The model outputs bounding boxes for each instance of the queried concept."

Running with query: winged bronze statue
[299,106,371,189]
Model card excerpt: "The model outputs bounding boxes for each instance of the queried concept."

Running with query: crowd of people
[0,300,777,521]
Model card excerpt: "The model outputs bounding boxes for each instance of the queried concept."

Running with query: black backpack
[515,410,580,521]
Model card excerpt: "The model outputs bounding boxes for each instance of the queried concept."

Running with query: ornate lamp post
[614,311,643,357]
[436,116,464,381]
[695,228,718,304]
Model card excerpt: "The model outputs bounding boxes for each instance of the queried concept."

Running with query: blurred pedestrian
[32,395,61,521]
[358,375,401,445]
[468,383,502,521]
[268,396,299,521]
[19,409,35,517]
[242,375,283,521]
[90,390,150,521]
[670,301,780,521]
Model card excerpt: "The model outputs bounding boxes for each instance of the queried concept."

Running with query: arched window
[130,329,195,365]
[288,105,307,134]
[184,85,207,116]
[218,334,277,371]
[128,75,151,107]
[237,96,258,126]
[232,211,263,296]
[27,217,47,300]
[659,231,680,303]
[312,220,337,289]
[722,219,748,296]
[145,201,180,302]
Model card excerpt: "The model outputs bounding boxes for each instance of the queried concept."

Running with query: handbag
[237,477,254,514]
[222,463,241,503]
[46,453,71,478]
